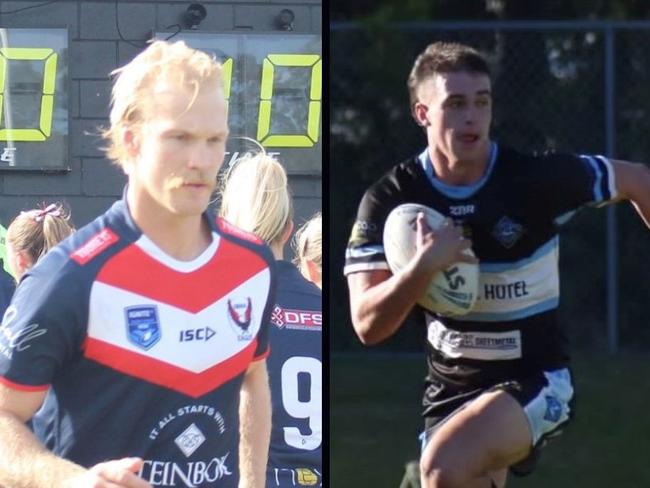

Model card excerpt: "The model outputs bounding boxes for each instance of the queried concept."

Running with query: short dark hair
[407,42,491,112]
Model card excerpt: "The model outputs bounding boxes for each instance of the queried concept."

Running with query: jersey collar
[418,142,498,199]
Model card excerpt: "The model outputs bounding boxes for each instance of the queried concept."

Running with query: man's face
[414,71,492,163]
[125,80,229,219]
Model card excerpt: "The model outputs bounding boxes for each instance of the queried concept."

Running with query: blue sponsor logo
[125,305,161,350]
[543,395,563,423]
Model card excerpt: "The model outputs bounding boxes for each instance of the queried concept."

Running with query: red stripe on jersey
[0,376,49,392]
[97,239,268,313]
[216,217,264,245]
[84,338,257,398]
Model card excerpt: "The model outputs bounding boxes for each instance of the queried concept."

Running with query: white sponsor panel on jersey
[426,317,522,360]
[87,268,271,372]
[463,238,560,321]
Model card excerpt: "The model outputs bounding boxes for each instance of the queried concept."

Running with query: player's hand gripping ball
[383,203,479,316]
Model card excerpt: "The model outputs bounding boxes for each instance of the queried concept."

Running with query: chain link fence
[331,21,650,353]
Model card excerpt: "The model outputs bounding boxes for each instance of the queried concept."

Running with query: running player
[0,40,274,488]
[344,42,650,488]
[5,202,75,282]
[294,213,322,289]
[220,154,322,487]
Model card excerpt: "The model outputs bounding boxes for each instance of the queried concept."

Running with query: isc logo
[179,327,216,342]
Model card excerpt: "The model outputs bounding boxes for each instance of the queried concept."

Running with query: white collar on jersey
[135,232,221,273]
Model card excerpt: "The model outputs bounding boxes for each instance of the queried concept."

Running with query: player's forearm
[238,362,271,488]
[350,260,436,345]
[0,410,85,488]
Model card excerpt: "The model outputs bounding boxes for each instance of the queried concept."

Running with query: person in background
[220,153,323,488]
[5,203,75,282]
[293,212,322,289]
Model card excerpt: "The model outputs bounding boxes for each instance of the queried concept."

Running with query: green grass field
[332,351,650,487]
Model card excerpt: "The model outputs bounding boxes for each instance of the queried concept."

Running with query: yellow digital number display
[153,32,321,173]
[0,47,58,142]
[257,54,321,148]
[218,53,322,149]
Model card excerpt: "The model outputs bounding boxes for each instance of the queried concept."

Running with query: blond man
[0,41,274,488]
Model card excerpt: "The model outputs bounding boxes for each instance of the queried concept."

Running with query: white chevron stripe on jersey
[463,239,560,322]
[87,267,271,372]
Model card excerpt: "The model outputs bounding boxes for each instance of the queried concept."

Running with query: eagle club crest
[228,298,253,340]
[125,305,161,350]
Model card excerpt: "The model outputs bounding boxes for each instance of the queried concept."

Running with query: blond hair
[102,40,224,167]
[293,212,322,276]
[7,202,75,263]
[219,153,292,245]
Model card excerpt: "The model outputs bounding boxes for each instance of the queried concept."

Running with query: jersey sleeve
[0,271,83,391]
[344,178,401,276]
[253,315,270,361]
[253,264,275,361]
[532,153,617,221]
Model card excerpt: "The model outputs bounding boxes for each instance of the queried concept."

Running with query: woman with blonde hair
[6,202,75,282]
[293,212,322,289]
[220,153,322,487]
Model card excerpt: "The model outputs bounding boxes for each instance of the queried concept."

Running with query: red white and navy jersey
[0,199,276,488]
[344,144,617,415]
[266,260,322,488]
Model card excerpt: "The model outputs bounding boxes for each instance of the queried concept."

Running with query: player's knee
[420,457,466,488]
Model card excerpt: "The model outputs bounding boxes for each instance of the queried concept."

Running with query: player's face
[416,71,492,164]
[125,80,229,219]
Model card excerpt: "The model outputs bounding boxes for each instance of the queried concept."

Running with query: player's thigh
[421,389,532,480]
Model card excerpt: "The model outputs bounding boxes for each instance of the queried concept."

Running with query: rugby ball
[383,203,479,316]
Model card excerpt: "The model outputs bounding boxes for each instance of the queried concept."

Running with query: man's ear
[413,102,430,127]
[121,128,139,175]
[123,128,140,158]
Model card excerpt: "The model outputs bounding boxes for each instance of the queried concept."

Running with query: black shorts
[419,368,575,477]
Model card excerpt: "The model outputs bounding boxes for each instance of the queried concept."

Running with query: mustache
[165,175,216,190]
